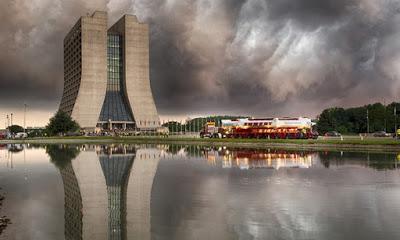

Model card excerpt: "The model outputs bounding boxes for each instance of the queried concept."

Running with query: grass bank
[1,136,400,152]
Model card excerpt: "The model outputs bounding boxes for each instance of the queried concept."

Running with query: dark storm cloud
[1,0,400,118]
[0,0,109,110]
[127,0,400,116]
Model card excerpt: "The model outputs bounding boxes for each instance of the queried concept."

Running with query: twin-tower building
[59,11,160,131]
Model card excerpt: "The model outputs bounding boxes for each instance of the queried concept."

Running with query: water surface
[1,144,400,240]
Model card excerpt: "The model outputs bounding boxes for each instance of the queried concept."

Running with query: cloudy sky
[1,0,400,127]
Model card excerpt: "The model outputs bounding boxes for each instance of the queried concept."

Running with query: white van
[15,132,28,139]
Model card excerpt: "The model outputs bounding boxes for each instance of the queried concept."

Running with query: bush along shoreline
[0,188,11,235]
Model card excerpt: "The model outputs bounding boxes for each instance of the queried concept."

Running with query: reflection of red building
[206,148,316,170]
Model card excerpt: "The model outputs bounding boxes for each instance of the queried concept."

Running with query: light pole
[366,109,369,135]
[6,115,9,128]
[10,113,13,126]
[24,103,27,133]
[395,106,398,138]
[384,100,387,132]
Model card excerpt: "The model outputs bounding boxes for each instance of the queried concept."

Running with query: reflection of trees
[162,145,206,158]
[26,144,44,149]
[46,145,80,169]
[366,153,399,170]
[184,145,204,158]
[8,144,24,153]
[319,152,399,170]
[164,145,184,155]
[97,144,136,155]
[368,161,399,170]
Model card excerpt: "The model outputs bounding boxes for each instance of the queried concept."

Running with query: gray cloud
[1,0,400,120]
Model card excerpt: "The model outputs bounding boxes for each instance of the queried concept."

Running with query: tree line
[162,116,246,133]
[5,111,80,137]
[9,103,399,137]
[316,102,400,134]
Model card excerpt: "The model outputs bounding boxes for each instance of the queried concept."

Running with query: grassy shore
[1,136,400,152]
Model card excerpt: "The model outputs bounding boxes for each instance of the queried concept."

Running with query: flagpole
[395,106,398,138]
[24,103,27,133]
[367,109,369,135]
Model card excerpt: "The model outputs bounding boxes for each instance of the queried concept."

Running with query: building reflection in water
[98,146,134,240]
[52,144,161,240]
[43,144,400,240]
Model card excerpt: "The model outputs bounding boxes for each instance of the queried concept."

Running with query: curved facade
[59,11,160,130]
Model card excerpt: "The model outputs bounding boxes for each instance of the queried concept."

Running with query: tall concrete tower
[59,11,160,131]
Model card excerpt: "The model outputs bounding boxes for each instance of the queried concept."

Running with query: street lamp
[366,109,369,135]
[395,106,398,138]
[24,103,27,133]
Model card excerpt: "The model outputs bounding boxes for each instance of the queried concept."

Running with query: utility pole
[24,103,27,133]
[384,99,387,132]
[395,106,398,138]
[367,109,369,135]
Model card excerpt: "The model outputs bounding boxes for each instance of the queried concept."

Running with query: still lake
[1,144,400,240]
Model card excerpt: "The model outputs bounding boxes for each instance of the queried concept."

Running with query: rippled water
[1,144,400,240]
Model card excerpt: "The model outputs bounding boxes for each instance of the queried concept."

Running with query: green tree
[46,111,80,136]
[27,129,46,138]
[162,121,183,133]
[317,101,400,134]
[46,144,80,169]
[7,125,24,134]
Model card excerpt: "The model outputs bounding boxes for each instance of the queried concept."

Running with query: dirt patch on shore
[0,188,11,235]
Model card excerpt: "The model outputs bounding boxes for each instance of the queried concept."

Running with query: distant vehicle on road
[311,131,320,139]
[14,132,28,139]
[201,117,317,139]
[373,131,392,137]
[324,131,341,137]
[65,132,82,137]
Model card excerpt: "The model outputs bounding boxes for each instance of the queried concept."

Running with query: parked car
[373,131,392,137]
[14,132,28,139]
[311,130,320,139]
[65,132,82,137]
[324,131,341,137]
